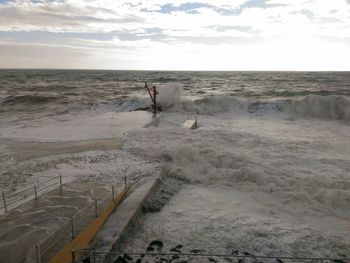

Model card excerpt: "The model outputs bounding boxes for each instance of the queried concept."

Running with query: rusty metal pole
[145,82,157,114]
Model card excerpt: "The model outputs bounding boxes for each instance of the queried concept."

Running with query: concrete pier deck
[0,179,115,263]
[90,177,159,255]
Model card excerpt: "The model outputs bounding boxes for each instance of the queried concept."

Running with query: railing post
[35,245,41,263]
[92,247,96,263]
[112,185,115,200]
[71,250,76,263]
[59,175,63,189]
[34,185,38,201]
[71,218,75,240]
[95,199,98,218]
[2,191,7,213]
[124,175,127,189]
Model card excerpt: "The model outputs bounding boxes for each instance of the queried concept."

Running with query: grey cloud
[176,35,261,45]
[0,42,92,68]
[0,4,145,32]
[207,25,260,34]
[112,27,172,43]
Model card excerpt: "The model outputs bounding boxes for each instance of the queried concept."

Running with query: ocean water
[0,70,350,259]
[0,70,350,120]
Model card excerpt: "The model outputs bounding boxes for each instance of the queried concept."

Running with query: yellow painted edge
[49,186,129,263]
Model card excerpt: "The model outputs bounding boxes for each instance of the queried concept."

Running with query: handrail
[5,176,59,198]
[38,185,115,255]
[0,175,63,213]
[35,171,136,262]
[74,250,350,262]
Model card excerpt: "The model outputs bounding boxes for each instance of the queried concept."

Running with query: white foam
[290,95,350,121]
[157,83,183,109]
[121,111,350,256]
[0,111,154,142]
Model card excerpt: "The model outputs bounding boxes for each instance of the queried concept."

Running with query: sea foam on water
[0,70,349,260]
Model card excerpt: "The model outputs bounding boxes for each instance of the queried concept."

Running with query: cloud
[0,0,349,70]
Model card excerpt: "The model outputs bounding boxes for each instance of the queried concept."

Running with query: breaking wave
[169,95,350,121]
[290,95,350,121]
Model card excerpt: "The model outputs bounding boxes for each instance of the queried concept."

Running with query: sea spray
[124,123,350,219]
[165,94,350,121]
[157,83,183,109]
[290,95,350,121]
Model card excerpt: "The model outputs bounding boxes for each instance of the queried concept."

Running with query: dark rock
[170,248,181,253]
[150,240,164,249]
[136,259,142,263]
[276,259,284,263]
[82,258,91,263]
[175,244,183,250]
[190,249,204,254]
[124,254,133,261]
[333,260,346,263]
[243,251,251,256]
[114,256,128,263]
[231,250,239,255]
[209,257,217,263]
[147,246,155,252]
[134,106,151,111]
[172,255,180,260]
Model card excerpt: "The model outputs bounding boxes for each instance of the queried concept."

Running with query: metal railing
[73,250,350,263]
[1,175,63,214]
[35,186,115,263]
[35,171,138,263]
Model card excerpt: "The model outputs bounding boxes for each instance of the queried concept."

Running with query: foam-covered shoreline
[119,111,350,258]
[0,70,349,260]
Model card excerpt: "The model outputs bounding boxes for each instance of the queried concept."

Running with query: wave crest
[290,95,350,121]
[168,95,350,121]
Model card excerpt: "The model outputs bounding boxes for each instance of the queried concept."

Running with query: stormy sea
[0,69,349,261]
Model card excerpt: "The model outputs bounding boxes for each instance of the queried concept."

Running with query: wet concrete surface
[0,179,117,263]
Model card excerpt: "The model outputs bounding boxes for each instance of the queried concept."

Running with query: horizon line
[0,67,350,72]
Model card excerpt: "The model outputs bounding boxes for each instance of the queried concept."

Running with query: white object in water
[183,116,198,129]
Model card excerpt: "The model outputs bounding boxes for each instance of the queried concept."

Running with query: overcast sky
[0,0,349,70]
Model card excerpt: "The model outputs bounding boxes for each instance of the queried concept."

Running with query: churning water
[0,70,350,260]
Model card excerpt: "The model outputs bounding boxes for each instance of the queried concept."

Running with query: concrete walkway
[0,179,116,263]
[87,176,159,261]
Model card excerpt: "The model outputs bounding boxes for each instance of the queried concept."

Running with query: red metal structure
[144,82,159,114]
